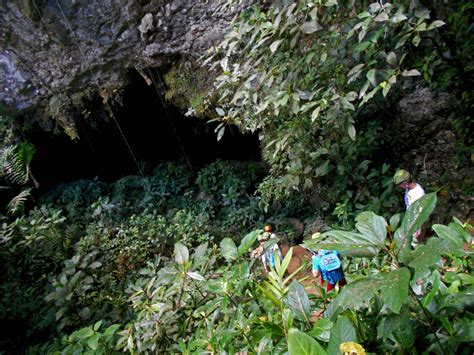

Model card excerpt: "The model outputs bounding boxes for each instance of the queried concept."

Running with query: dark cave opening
[28,70,262,192]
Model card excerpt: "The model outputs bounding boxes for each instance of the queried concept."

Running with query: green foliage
[0,207,69,342]
[163,61,216,117]
[1,160,266,352]
[288,328,326,355]
[1,175,473,354]
[305,192,474,353]
[0,142,37,214]
[29,321,121,354]
[41,179,109,224]
[205,0,446,213]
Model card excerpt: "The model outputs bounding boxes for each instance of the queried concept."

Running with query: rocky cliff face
[0,0,251,112]
[386,87,473,223]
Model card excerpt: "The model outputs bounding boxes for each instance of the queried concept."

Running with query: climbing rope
[145,67,194,173]
[115,0,194,172]
[55,0,149,186]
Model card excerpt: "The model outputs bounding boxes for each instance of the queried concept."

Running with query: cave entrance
[29,70,261,191]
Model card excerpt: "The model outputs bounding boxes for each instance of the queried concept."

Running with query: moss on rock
[163,61,216,117]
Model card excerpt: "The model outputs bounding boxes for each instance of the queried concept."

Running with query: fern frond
[17,142,36,166]
[7,188,32,215]
[0,143,35,185]
[0,146,15,175]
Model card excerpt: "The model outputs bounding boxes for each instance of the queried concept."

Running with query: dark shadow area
[28,70,261,192]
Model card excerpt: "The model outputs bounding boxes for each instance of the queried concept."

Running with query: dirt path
[281,245,319,295]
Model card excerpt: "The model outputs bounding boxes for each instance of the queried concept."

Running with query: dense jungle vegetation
[1,0,473,353]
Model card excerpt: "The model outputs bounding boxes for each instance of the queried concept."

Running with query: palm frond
[7,188,32,215]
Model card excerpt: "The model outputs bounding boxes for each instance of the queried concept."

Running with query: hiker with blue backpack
[311,249,347,292]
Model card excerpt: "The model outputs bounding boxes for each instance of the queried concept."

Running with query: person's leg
[338,278,347,288]
[326,281,335,292]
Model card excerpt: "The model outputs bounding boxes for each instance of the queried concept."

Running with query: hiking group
[253,169,424,293]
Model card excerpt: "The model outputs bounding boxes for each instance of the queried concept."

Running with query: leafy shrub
[41,179,109,224]
[150,161,193,196]
[304,193,474,353]
[196,160,263,203]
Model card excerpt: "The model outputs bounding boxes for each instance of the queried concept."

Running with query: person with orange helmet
[257,224,282,272]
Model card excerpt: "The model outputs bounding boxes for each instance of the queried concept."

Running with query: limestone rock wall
[0,0,252,111]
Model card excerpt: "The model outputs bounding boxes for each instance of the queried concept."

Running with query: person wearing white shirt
[393,169,426,245]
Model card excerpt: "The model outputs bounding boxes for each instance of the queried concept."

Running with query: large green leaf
[303,240,376,257]
[408,238,446,274]
[394,193,437,261]
[285,280,312,324]
[71,326,94,340]
[438,290,474,312]
[377,313,414,348]
[327,277,382,318]
[193,242,208,270]
[319,229,381,256]
[422,270,441,307]
[288,328,327,355]
[308,319,333,342]
[220,238,237,261]
[379,268,410,313]
[432,224,464,247]
[87,333,100,350]
[237,229,260,257]
[174,243,189,265]
[327,316,358,355]
[355,211,387,246]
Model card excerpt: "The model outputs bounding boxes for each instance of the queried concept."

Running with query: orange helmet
[264,225,272,232]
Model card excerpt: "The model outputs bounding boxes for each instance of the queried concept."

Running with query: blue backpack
[319,251,341,272]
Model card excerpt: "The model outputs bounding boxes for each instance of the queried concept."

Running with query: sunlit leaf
[174,243,189,265]
[285,280,312,324]
[348,63,364,77]
[327,277,381,317]
[427,20,445,30]
[432,224,464,247]
[301,21,322,34]
[366,69,377,86]
[347,123,356,140]
[220,237,237,261]
[374,12,388,22]
[237,229,260,257]
[187,271,205,281]
[308,318,333,342]
[270,40,283,53]
[386,52,397,65]
[217,126,225,141]
[87,333,100,350]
